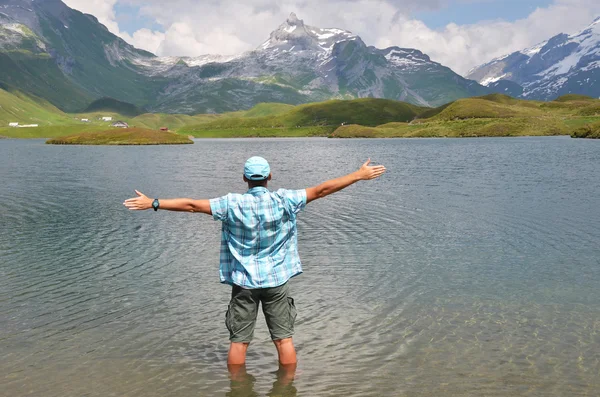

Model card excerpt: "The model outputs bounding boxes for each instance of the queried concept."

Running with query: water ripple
[1,138,600,396]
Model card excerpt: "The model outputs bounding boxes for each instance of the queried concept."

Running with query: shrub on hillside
[571,122,600,139]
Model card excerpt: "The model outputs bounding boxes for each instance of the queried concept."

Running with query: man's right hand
[356,159,387,180]
[306,159,387,203]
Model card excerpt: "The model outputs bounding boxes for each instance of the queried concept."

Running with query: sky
[61,0,600,75]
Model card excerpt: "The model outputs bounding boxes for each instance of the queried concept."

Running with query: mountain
[134,13,489,113]
[0,0,160,111]
[83,97,143,117]
[467,17,600,100]
[1,2,489,113]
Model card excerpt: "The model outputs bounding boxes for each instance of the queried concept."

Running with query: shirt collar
[246,186,270,196]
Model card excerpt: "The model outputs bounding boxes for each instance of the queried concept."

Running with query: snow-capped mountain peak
[467,16,600,100]
[258,12,356,54]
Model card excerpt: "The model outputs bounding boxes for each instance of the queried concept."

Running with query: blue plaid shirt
[209,187,307,289]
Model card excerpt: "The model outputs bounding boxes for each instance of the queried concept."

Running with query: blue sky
[115,0,556,35]
[114,3,162,35]
[415,0,554,28]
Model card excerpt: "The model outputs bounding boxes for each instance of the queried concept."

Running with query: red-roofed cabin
[160,127,169,131]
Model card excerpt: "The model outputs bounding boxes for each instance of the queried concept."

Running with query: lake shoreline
[1,133,590,141]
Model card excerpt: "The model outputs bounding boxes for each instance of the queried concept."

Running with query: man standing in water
[123,157,386,368]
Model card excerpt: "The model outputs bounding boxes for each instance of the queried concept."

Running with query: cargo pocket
[288,297,297,328]
[225,303,234,333]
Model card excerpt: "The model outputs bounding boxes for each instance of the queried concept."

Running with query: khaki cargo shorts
[226,282,297,343]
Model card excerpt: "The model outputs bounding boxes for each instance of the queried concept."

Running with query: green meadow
[1,88,599,141]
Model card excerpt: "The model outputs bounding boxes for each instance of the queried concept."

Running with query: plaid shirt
[209,187,307,289]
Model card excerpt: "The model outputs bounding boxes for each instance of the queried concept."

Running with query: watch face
[152,199,159,209]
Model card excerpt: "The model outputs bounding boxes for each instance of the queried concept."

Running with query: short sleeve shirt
[209,187,307,289]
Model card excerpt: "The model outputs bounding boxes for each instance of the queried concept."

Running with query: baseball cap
[244,156,271,180]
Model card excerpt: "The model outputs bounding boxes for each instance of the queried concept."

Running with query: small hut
[160,127,169,131]
[112,121,129,128]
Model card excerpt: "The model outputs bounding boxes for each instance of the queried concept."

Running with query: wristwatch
[152,198,160,211]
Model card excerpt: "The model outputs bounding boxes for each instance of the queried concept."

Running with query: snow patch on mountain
[523,43,545,57]
[481,73,507,86]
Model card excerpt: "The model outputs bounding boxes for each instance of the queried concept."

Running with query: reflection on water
[228,364,297,397]
[1,137,600,396]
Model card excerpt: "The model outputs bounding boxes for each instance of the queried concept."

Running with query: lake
[1,137,599,396]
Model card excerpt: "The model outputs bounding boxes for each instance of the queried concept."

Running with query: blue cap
[244,156,271,180]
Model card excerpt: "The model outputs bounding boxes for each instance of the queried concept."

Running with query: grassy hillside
[332,118,569,138]
[46,128,193,145]
[332,94,600,138]
[242,103,296,117]
[131,113,222,130]
[571,122,600,139]
[0,52,94,112]
[180,98,426,136]
[554,94,596,102]
[418,97,545,121]
[3,93,600,140]
[0,86,73,126]
[0,124,109,138]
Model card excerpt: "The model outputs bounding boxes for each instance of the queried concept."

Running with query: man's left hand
[123,190,152,210]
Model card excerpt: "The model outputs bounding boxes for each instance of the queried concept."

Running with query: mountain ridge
[0,2,489,113]
[467,17,600,101]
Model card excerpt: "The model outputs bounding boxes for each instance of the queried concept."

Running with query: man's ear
[267,174,272,181]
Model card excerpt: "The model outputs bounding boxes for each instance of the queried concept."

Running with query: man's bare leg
[227,362,248,381]
[273,337,297,365]
[228,342,249,365]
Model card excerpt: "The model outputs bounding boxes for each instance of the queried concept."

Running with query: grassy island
[46,128,193,145]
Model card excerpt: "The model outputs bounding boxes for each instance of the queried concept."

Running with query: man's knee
[273,337,294,348]
[228,342,250,365]
[273,337,297,365]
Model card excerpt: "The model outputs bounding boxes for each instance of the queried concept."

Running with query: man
[123,156,386,368]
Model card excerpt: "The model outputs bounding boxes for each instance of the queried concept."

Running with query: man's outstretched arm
[306,159,386,204]
[123,190,212,214]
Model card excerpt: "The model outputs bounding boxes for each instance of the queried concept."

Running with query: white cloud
[62,0,164,54]
[62,0,119,33]
[63,0,600,75]
[380,0,600,74]
[120,29,165,55]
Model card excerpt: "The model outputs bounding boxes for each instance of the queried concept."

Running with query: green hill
[554,94,596,102]
[0,85,73,126]
[83,98,144,117]
[242,103,296,117]
[180,98,426,136]
[0,51,94,112]
[130,113,221,130]
[4,94,600,140]
[331,94,600,138]
[417,97,545,121]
